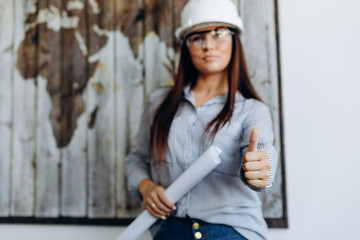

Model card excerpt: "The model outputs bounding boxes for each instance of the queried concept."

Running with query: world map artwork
[16,0,186,148]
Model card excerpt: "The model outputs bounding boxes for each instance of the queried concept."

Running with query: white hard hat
[175,0,244,41]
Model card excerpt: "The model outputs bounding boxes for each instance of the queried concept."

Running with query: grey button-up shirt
[125,86,277,240]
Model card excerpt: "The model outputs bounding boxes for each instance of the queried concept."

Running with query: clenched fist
[242,128,271,189]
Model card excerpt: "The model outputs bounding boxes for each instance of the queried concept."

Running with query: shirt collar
[182,84,244,107]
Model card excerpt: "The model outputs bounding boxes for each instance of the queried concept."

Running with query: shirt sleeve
[125,97,153,202]
[238,99,278,192]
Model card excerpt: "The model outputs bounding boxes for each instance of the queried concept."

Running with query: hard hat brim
[175,22,242,41]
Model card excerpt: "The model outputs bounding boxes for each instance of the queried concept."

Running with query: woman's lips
[203,55,218,61]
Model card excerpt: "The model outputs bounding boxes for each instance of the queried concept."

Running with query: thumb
[247,128,259,152]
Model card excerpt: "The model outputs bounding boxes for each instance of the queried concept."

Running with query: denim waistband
[153,215,247,240]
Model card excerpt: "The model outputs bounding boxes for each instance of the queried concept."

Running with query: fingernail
[173,206,177,210]
[161,216,166,220]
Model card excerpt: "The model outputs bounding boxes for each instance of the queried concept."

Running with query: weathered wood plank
[260,0,283,219]
[60,111,87,217]
[87,0,116,218]
[241,0,274,101]
[60,0,88,217]
[240,0,283,218]
[262,0,281,154]
[144,0,174,97]
[11,0,36,217]
[35,76,60,217]
[114,0,132,218]
[124,46,145,218]
[34,0,61,217]
[0,0,14,217]
[173,0,189,75]
[113,0,144,217]
[57,1,90,150]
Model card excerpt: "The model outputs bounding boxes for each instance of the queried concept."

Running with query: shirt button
[194,231,202,239]
[193,222,200,230]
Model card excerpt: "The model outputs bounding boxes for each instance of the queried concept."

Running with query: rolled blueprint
[116,145,222,240]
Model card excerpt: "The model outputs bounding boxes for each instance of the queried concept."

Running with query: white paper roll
[116,145,222,240]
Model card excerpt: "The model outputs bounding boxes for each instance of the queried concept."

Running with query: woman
[125,0,277,239]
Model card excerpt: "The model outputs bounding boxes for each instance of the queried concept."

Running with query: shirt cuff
[127,169,151,202]
[239,143,277,192]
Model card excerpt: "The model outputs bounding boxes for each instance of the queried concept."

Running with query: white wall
[269,0,360,239]
[1,0,360,239]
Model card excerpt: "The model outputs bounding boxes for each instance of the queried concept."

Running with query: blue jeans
[153,215,247,240]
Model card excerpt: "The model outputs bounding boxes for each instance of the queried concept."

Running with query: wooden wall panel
[144,0,174,96]
[60,0,88,217]
[36,75,61,217]
[0,0,14,217]
[34,0,61,218]
[87,0,116,218]
[114,0,145,218]
[11,0,36,217]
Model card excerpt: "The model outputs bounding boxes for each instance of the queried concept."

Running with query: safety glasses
[185,28,234,49]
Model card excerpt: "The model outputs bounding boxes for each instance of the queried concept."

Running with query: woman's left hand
[242,128,271,189]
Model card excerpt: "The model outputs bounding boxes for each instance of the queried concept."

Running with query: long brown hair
[150,32,261,163]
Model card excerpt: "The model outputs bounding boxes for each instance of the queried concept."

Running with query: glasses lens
[213,29,232,39]
[187,34,203,47]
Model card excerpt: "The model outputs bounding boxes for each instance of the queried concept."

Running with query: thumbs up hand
[242,128,271,189]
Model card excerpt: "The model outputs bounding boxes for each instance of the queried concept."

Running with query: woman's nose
[201,35,216,49]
